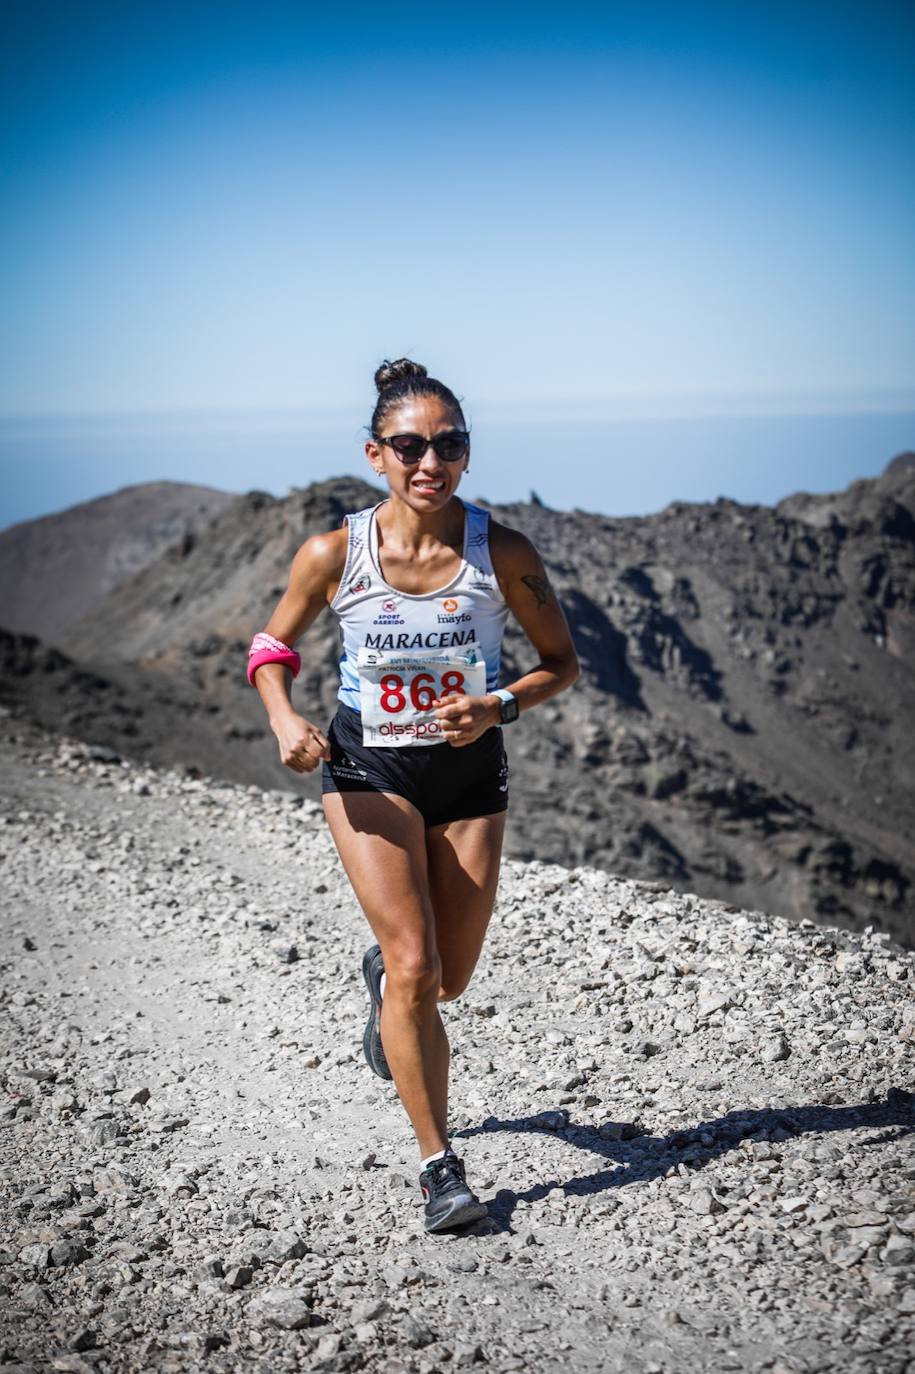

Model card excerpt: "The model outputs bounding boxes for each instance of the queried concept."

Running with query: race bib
[357,647,487,748]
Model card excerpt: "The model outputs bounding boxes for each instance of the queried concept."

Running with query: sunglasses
[373,429,470,464]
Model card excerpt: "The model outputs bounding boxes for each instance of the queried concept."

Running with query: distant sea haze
[1,406,913,530]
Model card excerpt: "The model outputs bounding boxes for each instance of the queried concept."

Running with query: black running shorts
[321,703,509,828]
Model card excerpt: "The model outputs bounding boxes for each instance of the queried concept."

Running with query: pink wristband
[247,632,302,687]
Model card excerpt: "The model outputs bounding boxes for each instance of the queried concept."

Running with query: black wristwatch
[492,689,519,724]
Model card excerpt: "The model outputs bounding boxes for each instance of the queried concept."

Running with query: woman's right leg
[322,790,449,1160]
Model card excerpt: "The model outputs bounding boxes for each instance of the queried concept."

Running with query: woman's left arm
[433,522,580,746]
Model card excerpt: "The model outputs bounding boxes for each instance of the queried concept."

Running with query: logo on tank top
[347,574,372,596]
[437,596,471,625]
[373,594,405,626]
[467,561,496,590]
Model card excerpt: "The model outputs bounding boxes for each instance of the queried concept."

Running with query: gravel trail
[1,720,913,1374]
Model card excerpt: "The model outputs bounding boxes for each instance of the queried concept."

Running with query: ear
[365,439,385,478]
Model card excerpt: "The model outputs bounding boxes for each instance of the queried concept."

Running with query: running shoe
[419,1150,488,1233]
[361,943,392,1081]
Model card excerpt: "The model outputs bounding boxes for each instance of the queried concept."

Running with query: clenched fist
[272,712,331,773]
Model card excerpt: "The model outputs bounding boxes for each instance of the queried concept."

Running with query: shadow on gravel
[453,1090,915,1234]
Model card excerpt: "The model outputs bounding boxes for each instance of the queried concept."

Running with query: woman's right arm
[252,528,348,774]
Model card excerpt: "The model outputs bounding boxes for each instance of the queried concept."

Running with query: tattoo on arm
[521,573,552,607]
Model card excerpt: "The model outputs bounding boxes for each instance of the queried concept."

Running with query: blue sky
[1,0,913,525]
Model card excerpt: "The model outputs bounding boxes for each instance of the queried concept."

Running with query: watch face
[501,696,519,723]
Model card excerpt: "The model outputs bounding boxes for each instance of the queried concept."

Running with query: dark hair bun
[374,358,428,393]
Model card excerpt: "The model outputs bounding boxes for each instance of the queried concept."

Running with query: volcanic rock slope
[1,722,914,1374]
[2,459,914,945]
[0,481,236,644]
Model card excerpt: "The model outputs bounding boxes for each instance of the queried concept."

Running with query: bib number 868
[379,670,466,714]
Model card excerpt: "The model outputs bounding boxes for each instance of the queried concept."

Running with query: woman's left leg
[424,811,507,1001]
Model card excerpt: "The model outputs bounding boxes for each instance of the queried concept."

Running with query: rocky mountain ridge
[0,481,235,643]
[0,459,913,945]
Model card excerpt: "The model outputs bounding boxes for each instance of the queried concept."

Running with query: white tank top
[330,499,509,715]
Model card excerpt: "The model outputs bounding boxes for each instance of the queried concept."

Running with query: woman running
[248,358,579,1231]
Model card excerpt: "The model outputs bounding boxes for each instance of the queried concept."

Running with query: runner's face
[367,396,469,509]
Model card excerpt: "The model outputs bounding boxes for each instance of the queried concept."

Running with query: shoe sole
[424,1196,489,1233]
[362,945,393,1081]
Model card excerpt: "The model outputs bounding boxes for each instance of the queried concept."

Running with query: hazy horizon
[2,403,911,532]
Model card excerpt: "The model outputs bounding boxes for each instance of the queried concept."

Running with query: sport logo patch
[373,591,405,625]
[437,595,470,625]
[348,575,371,595]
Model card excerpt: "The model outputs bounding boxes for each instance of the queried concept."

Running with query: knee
[385,946,442,1005]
